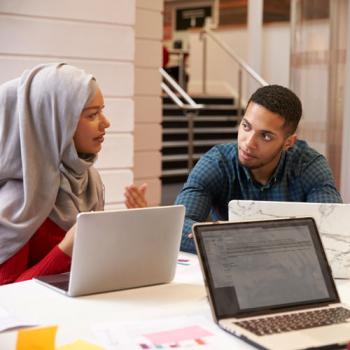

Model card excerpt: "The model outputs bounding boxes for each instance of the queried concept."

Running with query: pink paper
[144,325,213,344]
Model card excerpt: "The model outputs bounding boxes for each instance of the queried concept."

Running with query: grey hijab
[0,63,104,264]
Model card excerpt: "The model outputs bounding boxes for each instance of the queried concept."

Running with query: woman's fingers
[124,183,148,208]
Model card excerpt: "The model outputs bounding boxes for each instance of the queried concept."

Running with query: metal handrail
[200,22,268,114]
[203,28,268,87]
[160,67,204,171]
[160,68,203,108]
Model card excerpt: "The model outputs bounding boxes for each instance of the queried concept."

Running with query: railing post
[179,50,185,90]
[202,33,207,94]
[186,110,196,171]
[237,68,243,117]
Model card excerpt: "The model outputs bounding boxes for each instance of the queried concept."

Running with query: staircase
[162,95,241,183]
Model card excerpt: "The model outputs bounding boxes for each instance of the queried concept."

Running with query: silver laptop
[228,200,350,279]
[193,218,350,350]
[34,205,185,297]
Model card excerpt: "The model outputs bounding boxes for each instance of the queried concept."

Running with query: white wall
[290,20,330,156]
[188,23,290,97]
[0,0,162,209]
[134,0,163,206]
[341,2,350,202]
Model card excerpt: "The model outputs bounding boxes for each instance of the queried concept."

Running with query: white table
[0,253,349,349]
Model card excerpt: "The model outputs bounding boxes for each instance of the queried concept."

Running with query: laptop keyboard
[50,279,69,291]
[234,307,350,336]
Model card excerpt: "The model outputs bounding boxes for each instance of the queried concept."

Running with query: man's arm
[302,155,342,203]
[175,185,212,253]
[175,147,228,253]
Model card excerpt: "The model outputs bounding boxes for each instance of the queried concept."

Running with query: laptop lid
[36,205,185,297]
[228,200,350,278]
[193,217,339,321]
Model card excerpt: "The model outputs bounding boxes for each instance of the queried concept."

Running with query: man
[174,85,342,253]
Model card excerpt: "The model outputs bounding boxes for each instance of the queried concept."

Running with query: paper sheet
[0,305,37,332]
[58,339,104,350]
[16,325,57,350]
[93,315,235,349]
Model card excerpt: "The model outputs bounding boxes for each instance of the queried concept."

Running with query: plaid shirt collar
[240,149,287,190]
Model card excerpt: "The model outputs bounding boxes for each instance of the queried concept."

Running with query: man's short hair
[247,84,302,134]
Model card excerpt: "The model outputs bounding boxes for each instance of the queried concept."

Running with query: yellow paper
[57,339,104,350]
[16,325,57,350]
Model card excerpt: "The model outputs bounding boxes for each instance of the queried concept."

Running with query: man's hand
[188,221,227,240]
[124,183,148,208]
[58,223,76,257]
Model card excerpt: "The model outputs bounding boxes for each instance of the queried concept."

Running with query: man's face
[237,102,295,171]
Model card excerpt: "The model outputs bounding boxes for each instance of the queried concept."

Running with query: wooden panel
[134,151,161,178]
[99,169,133,204]
[136,0,163,12]
[0,0,135,25]
[0,15,134,60]
[134,96,162,123]
[0,57,134,97]
[95,134,133,169]
[135,178,161,206]
[219,0,247,26]
[135,39,162,68]
[263,0,290,23]
[135,67,161,96]
[105,98,134,133]
[134,124,162,151]
[135,8,162,40]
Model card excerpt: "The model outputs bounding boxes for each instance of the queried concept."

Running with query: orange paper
[16,325,57,350]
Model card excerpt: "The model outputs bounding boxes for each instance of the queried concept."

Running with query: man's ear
[284,133,297,151]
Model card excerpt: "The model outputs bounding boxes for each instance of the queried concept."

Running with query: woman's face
[74,87,110,154]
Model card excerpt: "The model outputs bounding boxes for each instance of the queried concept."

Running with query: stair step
[163,104,237,110]
[162,94,239,182]
[163,140,235,147]
[163,116,240,122]
[163,127,238,134]
[162,168,190,177]
[162,154,201,162]
[191,96,235,105]
[163,96,235,105]
[163,109,240,116]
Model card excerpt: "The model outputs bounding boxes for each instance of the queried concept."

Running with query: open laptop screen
[193,218,339,319]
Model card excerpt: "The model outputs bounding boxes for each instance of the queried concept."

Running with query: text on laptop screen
[195,218,338,318]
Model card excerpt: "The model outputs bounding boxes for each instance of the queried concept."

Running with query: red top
[0,218,71,285]
[163,46,169,67]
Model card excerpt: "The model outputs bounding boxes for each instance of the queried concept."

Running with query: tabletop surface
[0,252,349,349]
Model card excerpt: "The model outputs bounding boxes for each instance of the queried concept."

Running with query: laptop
[34,205,185,297]
[193,218,350,350]
[229,200,350,279]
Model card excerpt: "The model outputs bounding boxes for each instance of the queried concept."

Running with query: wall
[134,0,163,206]
[0,0,163,209]
[341,0,350,202]
[290,19,330,156]
[188,23,290,98]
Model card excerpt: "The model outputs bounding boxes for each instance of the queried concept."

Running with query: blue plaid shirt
[175,140,342,253]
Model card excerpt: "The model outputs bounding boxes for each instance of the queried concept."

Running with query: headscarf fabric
[0,63,104,264]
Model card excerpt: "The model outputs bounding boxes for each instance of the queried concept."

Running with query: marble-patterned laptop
[229,200,350,279]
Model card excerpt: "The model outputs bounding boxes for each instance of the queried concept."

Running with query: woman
[0,63,110,284]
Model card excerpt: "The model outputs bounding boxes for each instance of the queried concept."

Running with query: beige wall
[0,0,163,208]
[134,0,163,206]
